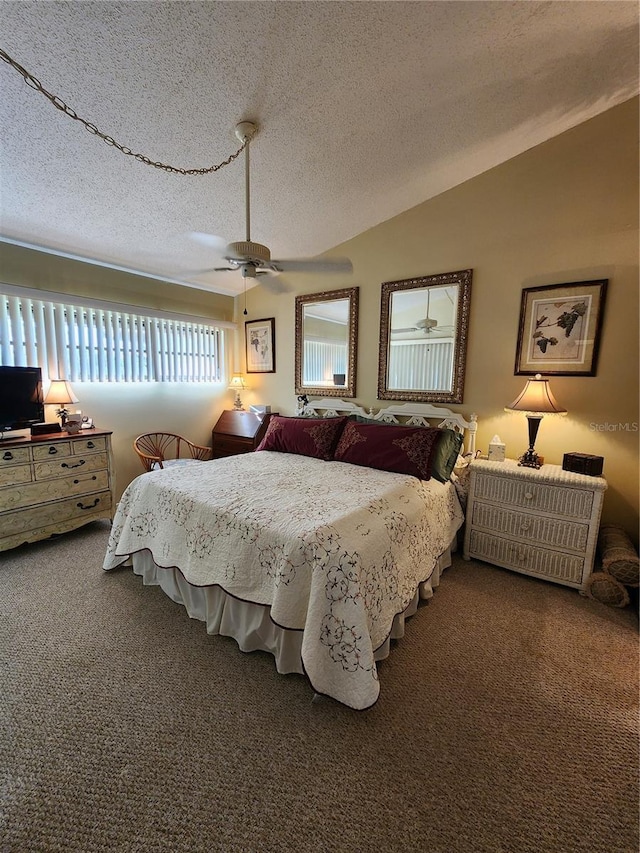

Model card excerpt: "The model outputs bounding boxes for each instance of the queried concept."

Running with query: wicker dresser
[463,458,607,591]
[0,429,115,552]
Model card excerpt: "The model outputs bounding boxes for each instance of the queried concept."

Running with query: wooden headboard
[297,397,477,455]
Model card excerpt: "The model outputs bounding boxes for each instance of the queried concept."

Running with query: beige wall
[240,98,640,538]
[2,99,637,533]
[0,244,237,498]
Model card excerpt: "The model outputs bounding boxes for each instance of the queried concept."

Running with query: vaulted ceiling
[1,1,638,296]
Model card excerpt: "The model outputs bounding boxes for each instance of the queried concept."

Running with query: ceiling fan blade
[266,257,353,274]
[259,275,291,295]
[167,265,237,278]
[391,327,419,334]
[187,232,229,252]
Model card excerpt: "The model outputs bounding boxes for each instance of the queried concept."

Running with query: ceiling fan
[392,289,455,337]
[187,121,352,290]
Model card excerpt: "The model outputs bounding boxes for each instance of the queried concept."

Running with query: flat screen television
[0,365,45,434]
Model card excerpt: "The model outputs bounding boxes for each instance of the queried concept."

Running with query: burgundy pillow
[256,416,347,461]
[333,420,443,480]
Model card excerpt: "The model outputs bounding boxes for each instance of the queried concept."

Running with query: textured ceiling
[1,1,638,297]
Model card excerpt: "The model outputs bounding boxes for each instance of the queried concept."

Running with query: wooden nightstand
[462,458,607,591]
[211,410,276,458]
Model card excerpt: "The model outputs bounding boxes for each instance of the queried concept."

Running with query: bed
[103,400,477,709]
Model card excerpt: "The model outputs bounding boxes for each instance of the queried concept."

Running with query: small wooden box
[562,452,604,476]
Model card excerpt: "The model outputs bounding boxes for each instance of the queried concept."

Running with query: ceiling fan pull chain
[0,48,247,175]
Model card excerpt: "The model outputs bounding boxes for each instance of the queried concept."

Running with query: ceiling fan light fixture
[227,240,271,263]
[415,317,438,330]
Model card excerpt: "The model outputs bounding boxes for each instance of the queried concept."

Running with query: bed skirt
[130,541,456,677]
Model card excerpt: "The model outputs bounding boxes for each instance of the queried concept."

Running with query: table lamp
[44,379,79,427]
[228,373,249,410]
[505,373,567,468]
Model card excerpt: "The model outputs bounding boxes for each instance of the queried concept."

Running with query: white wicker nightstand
[462,459,607,591]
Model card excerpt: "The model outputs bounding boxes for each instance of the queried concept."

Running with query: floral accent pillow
[256,416,347,461]
[333,420,443,480]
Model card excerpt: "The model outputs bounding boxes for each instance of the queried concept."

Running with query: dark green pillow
[347,416,463,483]
[430,427,463,483]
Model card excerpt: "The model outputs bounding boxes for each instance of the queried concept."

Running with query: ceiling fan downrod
[228,121,271,274]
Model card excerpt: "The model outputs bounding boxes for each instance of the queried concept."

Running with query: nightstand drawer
[473,472,594,519]
[470,502,590,552]
[468,530,585,584]
[213,436,254,456]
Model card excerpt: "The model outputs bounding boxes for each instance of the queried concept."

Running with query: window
[0,288,227,383]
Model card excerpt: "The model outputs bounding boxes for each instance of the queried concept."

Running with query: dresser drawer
[34,451,109,480]
[0,446,31,467]
[470,502,590,553]
[473,472,594,520]
[0,463,32,488]
[72,435,107,455]
[0,470,109,512]
[32,441,72,461]
[468,530,585,585]
[2,490,112,537]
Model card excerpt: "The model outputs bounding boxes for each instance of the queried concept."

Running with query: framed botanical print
[245,317,275,373]
[515,280,608,376]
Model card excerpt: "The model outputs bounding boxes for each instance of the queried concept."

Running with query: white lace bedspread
[103,451,463,709]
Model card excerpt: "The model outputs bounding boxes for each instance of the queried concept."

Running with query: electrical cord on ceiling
[0,47,248,175]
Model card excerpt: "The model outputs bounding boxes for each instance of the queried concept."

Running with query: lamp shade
[44,379,79,406]
[227,373,249,391]
[505,374,566,415]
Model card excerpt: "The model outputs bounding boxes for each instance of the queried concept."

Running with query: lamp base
[518,448,542,469]
[232,393,244,411]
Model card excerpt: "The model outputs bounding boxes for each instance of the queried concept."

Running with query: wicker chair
[133,432,212,472]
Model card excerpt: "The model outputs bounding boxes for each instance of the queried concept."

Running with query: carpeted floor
[1,521,638,853]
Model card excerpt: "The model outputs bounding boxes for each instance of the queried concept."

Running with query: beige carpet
[1,521,638,853]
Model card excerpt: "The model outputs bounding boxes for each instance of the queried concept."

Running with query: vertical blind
[387,340,454,391]
[0,291,224,383]
[303,340,347,385]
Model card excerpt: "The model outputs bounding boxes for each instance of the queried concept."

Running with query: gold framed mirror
[378,269,472,404]
[295,287,359,398]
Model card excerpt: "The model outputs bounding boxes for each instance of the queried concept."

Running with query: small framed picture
[245,318,276,373]
[515,279,608,376]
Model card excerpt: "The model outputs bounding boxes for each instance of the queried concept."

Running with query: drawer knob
[2,451,13,461]
[61,459,86,469]
[524,491,533,500]
[86,441,95,449]
[48,446,58,455]
[520,521,530,531]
